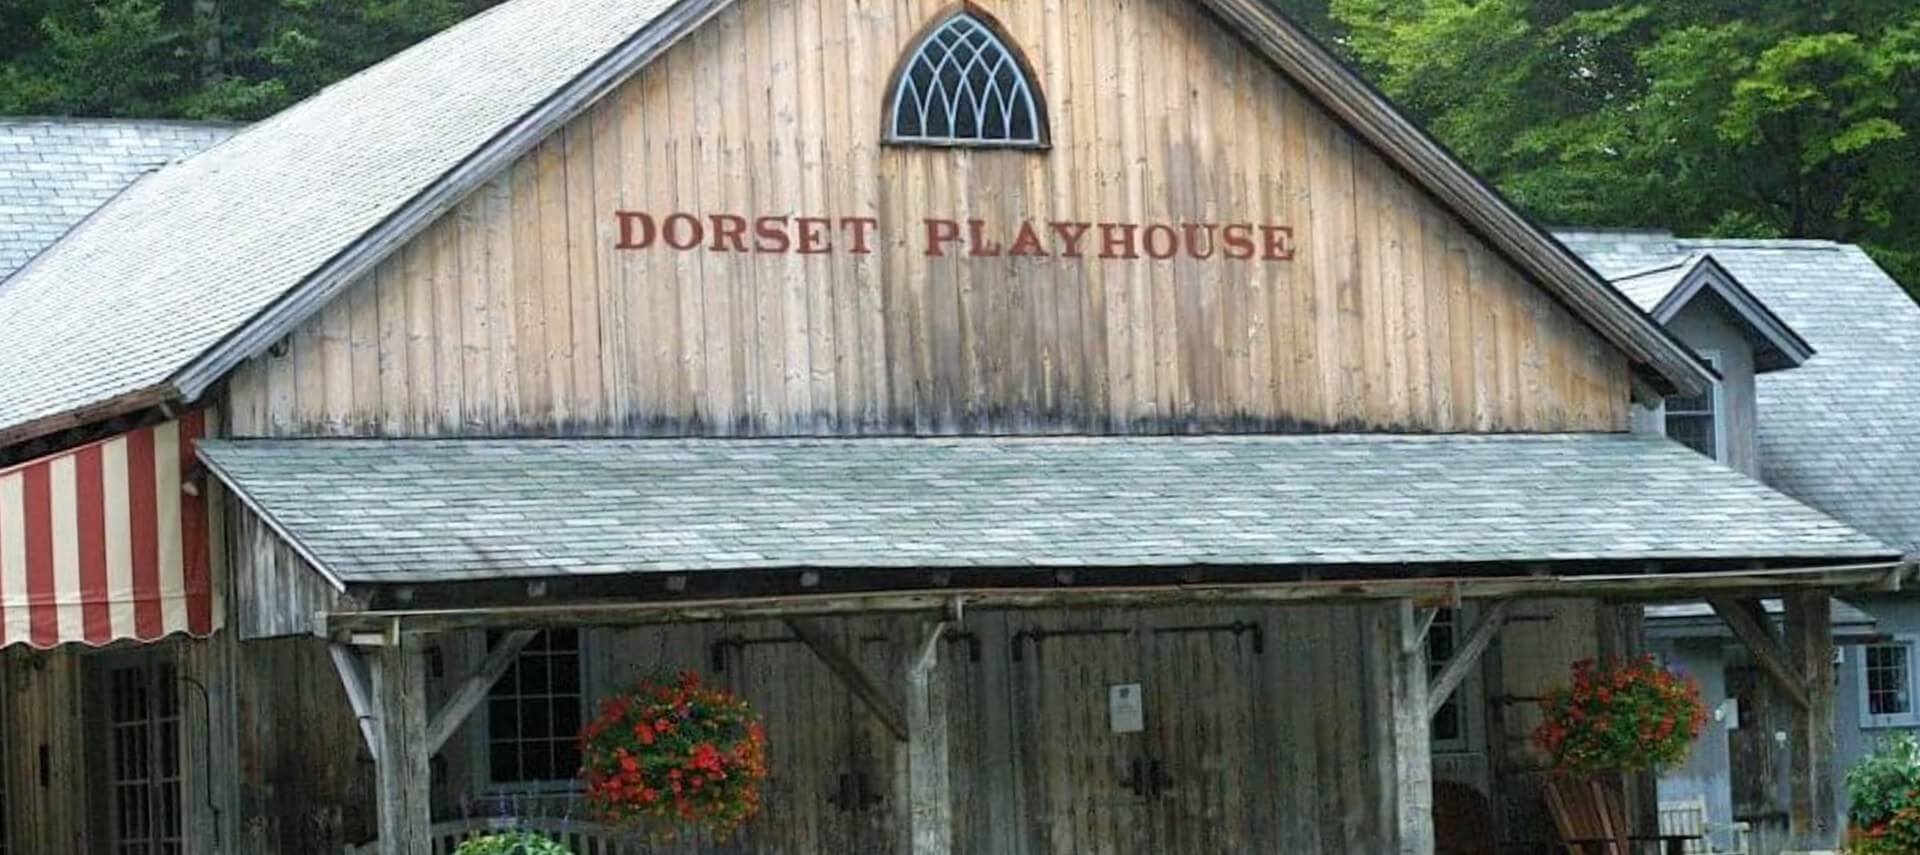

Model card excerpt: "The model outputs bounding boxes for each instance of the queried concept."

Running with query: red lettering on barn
[610,210,1298,264]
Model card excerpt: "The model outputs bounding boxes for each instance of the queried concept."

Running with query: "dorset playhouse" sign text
[613,210,1297,262]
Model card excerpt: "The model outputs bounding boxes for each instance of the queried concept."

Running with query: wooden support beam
[328,642,382,763]
[424,629,537,755]
[1784,591,1838,850]
[369,636,432,855]
[904,618,952,855]
[1426,600,1509,718]
[1708,597,1811,711]
[323,561,1911,636]
[787,617,910,743]
[1379,600,1435,855]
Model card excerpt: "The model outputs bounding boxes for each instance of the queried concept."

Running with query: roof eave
[1197,0,1714,399]
[0,383,179,456]
[167,0,735,404]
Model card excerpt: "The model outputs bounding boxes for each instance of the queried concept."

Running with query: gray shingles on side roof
[197,434,1895,584]
[1560,230,1920,556]
[0,119,235,281]
[0,0,677,437]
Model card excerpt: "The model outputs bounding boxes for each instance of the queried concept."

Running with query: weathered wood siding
[228,496,356,640]
[225,0,1632,440]
[234,637,379,854]
[419,604,1402,854]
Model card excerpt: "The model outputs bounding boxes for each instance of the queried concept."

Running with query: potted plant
[1529,655,1709,848]
[1845,734,1920,854]
[578,670,770,840]
[1532,655,1708,775]
[452,831,574,855]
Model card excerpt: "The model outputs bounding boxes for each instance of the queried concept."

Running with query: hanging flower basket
[1531,655,1707,775]
[578,671,769,839]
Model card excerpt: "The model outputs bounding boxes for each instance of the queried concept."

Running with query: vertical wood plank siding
[413,605,1407,854]
[225,0,1631,439]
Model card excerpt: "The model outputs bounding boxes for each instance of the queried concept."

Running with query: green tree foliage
[0,0,505,121]
[2,1,1915,292]
[1279,0,1920,293]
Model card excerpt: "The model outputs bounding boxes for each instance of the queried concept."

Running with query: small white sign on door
[1109,683,1145,734]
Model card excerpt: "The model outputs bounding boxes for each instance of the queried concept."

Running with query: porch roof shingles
[196,434,1897,584]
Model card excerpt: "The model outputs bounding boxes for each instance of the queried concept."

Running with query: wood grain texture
[224,0,1632,440]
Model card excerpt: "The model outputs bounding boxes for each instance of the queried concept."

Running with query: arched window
[886,9,1048,147]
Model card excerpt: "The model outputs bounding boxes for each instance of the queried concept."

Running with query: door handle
[828,772,857,812]
[1120,757,1174,800]
[1120,758,1147,798]
[827,772,885,812]
[1148,759,1172,799]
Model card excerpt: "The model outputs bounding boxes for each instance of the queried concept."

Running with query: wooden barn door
[720,633,858,854]
[1012,623,1155,854]
[1143,616,1268,853]
[1012,613,1269,854]
[717,627,892,855]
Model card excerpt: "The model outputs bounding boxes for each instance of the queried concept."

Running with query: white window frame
[1659,350,1728,464]
[885,11,1049,149]
[474,629,592,793]
[1428,606,1481,754]
[1858,634,1920,729]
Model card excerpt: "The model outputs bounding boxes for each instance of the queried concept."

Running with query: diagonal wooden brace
[1426,600,1510,718]
[425,629,538,754]
[787,617,911,742]
[1708,596,1811,711]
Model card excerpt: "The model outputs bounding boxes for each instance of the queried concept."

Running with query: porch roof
[197,434,1897,587]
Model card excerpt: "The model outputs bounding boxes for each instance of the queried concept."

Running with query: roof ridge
[1607,255,1699,283]
[0,116,245,129]
[1674,238,1845,251]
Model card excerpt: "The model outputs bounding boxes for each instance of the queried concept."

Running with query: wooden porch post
[902,618,952,855]
[368,634,432,855]
[1784,590,1838,851]
[1379,599,1435,855]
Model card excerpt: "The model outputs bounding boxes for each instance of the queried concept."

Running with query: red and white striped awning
[0,412,219,649]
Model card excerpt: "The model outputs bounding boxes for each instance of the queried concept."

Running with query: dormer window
[886,9,1048,148]
[1664,352,1724,462]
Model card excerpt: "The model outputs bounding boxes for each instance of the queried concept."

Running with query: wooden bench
[1657,798,1751,855]
[343,817,639,855]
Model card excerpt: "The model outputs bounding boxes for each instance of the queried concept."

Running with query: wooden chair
[1543,777,1698,855]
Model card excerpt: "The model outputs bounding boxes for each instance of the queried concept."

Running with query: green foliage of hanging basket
[451,831,575,855]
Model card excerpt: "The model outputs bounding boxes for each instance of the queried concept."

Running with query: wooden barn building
[0,0,1905,852]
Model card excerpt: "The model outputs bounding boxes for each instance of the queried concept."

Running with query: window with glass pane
[1866,642,1913,718]
[1663,355,1720,460]
[888,12,1046,146]
[1428,609,1466,748]
[108,660,183,855]
[486,629,585,784]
